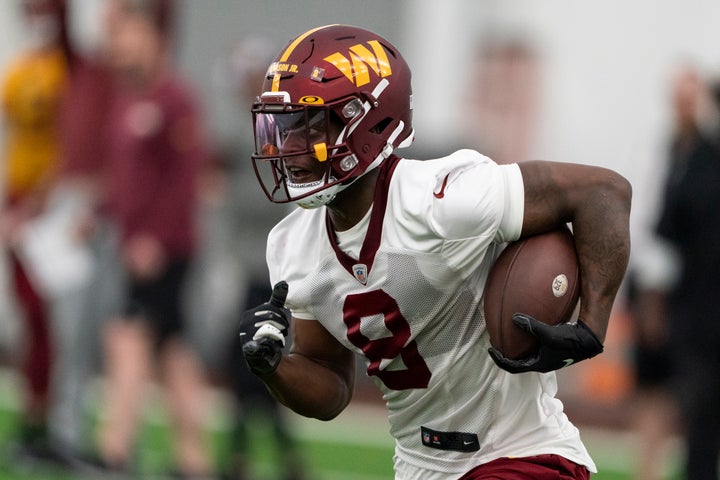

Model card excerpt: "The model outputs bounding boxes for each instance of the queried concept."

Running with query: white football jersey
[267,149,596,479]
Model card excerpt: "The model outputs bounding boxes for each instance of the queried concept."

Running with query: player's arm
[262,317,356,420]
[239,282,355,420]
[519,160,631,342]
[489,160,631,373]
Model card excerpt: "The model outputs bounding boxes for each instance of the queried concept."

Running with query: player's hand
[488,313,604,374]
[239,281,290,376]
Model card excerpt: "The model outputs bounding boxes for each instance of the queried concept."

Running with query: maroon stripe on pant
[10,253,52,413]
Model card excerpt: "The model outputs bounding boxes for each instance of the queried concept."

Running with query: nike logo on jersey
[420,426,480,452]
[433,173,451,199]
[562,358,574,368]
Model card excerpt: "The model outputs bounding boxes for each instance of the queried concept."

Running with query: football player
[240,25,631,480]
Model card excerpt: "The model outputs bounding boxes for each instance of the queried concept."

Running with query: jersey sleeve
[266,210,317,320]
[495,162,524,242]
[424,150,524,243]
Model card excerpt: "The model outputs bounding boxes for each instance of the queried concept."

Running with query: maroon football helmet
[251,24,414,208]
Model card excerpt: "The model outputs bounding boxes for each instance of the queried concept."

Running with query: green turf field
[0,370,679,479]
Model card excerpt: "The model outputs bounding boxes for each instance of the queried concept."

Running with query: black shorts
[123,259,190,348]
[633,343,673,388]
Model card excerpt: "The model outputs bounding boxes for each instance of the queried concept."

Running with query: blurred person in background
[0,0,71,465]
[195,36,305,480]
[89,0,214,476]
[625,66,707,480]
[42,0,124,466]
[225,320,306,480]
[625,263,677,480]
[655,66,720,480]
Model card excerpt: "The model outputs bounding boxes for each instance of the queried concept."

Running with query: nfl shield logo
[352,263,368,285]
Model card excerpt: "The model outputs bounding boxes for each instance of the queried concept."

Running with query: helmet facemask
[252,94,375,208]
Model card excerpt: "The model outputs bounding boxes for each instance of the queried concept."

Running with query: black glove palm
[239,281,290,375]
[488,313,604,374]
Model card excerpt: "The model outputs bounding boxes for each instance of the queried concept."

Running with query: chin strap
[288,177,341,209]
[289,147,390,209]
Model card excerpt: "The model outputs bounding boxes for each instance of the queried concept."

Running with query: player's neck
[327,169,379,232]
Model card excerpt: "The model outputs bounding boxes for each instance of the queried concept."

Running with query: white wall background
[401,0,720,268]
[0,1,27,348]
[0,2,24,75]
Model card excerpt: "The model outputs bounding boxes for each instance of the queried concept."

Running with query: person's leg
[226,410,251,479]
[267,400,306,480]
[152,259,213,476]
[160,336,213,476]
[225,329,254,479]
[97,317,152,467]
[632,387,677,480]
[47,283,93,455]
[631,345,677,480]
[53,220,126,457]
[675,344,720,480]
[10,253,52,445]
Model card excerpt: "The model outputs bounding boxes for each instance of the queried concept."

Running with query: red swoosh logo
[433,173,450,199]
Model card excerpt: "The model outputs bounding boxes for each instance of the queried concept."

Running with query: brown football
[483,227,581,359]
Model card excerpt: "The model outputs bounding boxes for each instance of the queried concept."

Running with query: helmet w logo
[324,40,392,87]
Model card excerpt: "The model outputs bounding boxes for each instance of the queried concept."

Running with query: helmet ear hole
[371,117,393,135]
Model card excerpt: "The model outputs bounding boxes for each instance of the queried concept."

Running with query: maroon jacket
[59,57,114,176]
[103,74,207,258]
